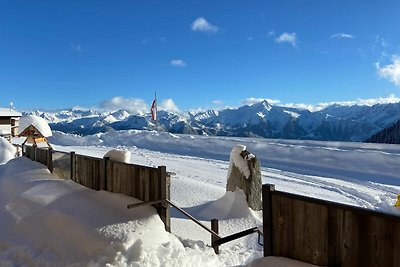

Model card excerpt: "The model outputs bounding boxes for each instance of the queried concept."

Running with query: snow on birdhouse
[18,115,52,148]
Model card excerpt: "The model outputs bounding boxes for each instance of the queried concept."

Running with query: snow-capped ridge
[28,100,400,142]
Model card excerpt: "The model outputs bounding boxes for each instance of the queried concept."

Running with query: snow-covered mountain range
[26,100,400,141]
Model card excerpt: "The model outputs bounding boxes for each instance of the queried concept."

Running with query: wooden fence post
[47,148,53,173]
[103,157,109,191]
[263,184,275,257]
[211,219,220,254]
[33,146,37,161]
[70,151,76,181]
[158,166,171,232]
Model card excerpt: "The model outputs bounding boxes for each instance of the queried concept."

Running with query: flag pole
[155,91,158,132]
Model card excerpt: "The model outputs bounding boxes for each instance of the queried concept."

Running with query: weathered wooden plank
[394,219,400,266]
[271,194,293,257]
[158,166,170,232]
[134,166,140,199]
[144,168,150,201]
[149,169,157,201]
[262,184,275,257]
[268,189,400,267]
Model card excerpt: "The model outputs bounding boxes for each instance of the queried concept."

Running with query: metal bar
[127,199,164,209]
[166,199,221,239]
[214,227,259,246]
[211,219,220,254]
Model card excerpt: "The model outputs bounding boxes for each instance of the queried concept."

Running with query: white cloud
[275,32,298,47]
[159,98,180,113]
[373,35,388,51]
[331,33,354,40]
[376,56,400,86]
[212,100,223,105]
[288,94,400,112]
[100,96,148,114]
[267,30,275,37]
[191,17,219,34]
[240,98,282,106]
[170,59,187,67]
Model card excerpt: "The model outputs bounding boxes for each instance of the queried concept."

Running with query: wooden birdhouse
[19,124,52,148]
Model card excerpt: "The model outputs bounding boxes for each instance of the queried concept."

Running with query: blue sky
[1,0,400,112]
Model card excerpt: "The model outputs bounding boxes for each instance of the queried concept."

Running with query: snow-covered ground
[2,129,400,266]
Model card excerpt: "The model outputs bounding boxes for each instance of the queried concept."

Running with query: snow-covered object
[227,145,252,179]
[104,149,131,163]
[0,157,221,266]
[18,115,52,137]
[246,256,321,267]
[0,136,16,164]
[226,145,262,211]
[199,189,251,220]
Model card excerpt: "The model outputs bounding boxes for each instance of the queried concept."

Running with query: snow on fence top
[103,149,131,163]
[18,115,52,137]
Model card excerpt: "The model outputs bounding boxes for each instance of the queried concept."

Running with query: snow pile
[104,149,131,163]
[0,137,16,164]
[0,157,221,266]
[199,189,252,220]
[18,115,52,137]
[246,256,321,267]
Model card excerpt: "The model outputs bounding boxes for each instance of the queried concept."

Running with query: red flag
[150,99,157,121]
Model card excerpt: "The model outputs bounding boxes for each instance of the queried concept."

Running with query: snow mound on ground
[246,256,322,267]
[104,149,131,163]
[18,115,52,137]
[0,137,16,164]
[199,189,251,220]
[0,157,221,266]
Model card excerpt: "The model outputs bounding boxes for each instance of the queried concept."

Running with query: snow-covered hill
[25,100,400,141]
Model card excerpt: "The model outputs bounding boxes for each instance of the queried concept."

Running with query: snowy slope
[2,130,400,266]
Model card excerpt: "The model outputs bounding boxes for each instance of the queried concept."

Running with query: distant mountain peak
[27,100,400,142]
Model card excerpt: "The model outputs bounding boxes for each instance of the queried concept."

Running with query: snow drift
[0,157,221,266]
[0,136,16,164]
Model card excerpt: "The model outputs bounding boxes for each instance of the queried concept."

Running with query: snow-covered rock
[18,115,52,137]
[104,149,131,163]
[0,136,16,164]
[226,145,262,211]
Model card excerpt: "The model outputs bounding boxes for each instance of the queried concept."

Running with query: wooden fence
[263,184,400,267]
[23,145,170,231]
